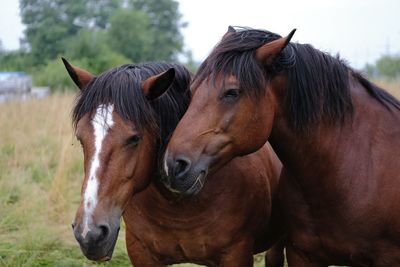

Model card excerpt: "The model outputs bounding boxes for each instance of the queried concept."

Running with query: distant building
[0,72,32,102]
[0,72,32,94]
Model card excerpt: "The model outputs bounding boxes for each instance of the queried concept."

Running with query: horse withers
[164,27,400,266]
[63,58,284,266]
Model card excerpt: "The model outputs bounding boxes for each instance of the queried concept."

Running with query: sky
[1,0,399,69]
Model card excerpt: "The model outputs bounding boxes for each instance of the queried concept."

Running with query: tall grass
[0,93,130,266]
[374,78,400,99]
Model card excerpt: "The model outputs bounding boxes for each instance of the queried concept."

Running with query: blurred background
[1,0,400,90]
[0,0,399,266]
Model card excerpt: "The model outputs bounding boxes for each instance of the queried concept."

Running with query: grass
[0,93,132,267]
[0,79,398,267]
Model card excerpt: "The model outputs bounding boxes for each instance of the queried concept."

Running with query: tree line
[1,0,398,90]
[364,54,400,80]
[0,0,193,90]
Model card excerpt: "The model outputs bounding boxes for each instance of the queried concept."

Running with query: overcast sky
[1,0,399,69]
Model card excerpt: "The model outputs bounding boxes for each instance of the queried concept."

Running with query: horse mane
[194,27,400,130]
[72,62,191,167]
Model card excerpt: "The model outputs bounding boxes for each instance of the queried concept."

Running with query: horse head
[63,58,179,261]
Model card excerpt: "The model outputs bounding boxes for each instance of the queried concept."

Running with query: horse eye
[223,88,241,99]
[126,135,141,146]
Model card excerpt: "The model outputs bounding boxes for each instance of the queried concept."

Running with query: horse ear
[61,57,94,90]
[222,26,236,38]
[255,29,296,65]
[141,68,176,100]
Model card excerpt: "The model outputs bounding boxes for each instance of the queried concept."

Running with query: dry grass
[374,78,400,99]
[0,93,130,266]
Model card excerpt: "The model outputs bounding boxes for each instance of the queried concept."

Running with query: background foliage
[2,0,399,90]
[0,0,188,90]
[365,54,400,79]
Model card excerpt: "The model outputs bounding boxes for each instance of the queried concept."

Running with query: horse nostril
[173,157,191,179]
[71,222,76,230]
[98,224,110,242]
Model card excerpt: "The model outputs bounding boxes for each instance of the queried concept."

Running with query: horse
[62,58,285,266]
[164,26,400,266]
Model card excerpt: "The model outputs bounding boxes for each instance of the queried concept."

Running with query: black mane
[194,27,400,130]
[72,62,191,166]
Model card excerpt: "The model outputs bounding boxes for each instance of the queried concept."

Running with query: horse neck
[269,120,341,188]
[268,74,399,191]
[131,172,222,226]
[135,156,255,222]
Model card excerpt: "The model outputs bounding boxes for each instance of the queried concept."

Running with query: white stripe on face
[81,104,114,238]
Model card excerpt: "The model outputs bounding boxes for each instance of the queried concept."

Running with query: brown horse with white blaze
[63,58,284,266]
[164,27,400,266]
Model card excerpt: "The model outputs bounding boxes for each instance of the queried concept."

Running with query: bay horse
[164,26,400,266]
[62,58,285,266]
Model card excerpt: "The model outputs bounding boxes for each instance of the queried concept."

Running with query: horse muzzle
[72,217,120,261]
[163,154,211,196]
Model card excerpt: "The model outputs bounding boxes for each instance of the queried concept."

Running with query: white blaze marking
[81,104,114,238]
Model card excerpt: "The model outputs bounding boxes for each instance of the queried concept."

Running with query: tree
[33,29,130,90]
[376,55,400,79]
[86,0,121,29]
[108,9,153,62]
[64,29,129,73]
[16,0,187,89]
[364,54,400,79]
[123,0,185,61]
[0,50,34,71]
[20,0,83,64]
[19,0,121,64]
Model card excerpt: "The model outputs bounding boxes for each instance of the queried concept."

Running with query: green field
[0,79,398,266]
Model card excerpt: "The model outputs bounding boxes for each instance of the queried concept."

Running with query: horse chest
[126,207,236,263]
[141,227,222,264]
